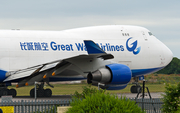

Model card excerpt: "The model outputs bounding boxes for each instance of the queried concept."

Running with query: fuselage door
[142,31,148,41]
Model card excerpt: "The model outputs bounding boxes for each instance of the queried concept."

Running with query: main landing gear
[30,82,52,97]
[130,77,142,93]
[0,83,17,97]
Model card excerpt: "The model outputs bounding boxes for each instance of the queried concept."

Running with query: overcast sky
[0,1,179,58]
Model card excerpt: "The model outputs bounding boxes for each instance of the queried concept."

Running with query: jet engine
[87,63,132,90]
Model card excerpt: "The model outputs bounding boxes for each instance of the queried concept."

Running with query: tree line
[157,57,180,74]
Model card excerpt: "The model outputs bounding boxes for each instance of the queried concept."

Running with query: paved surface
[0,92,164,102]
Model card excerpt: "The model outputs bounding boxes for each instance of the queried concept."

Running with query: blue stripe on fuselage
[131,67,164,77]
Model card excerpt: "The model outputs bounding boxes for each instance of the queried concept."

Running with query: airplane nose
[163,44,173,66]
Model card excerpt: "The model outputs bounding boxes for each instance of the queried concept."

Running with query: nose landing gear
[130,77,142,93]
[130,85,142,93]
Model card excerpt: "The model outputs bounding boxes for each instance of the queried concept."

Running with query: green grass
[8,83,166,96]
[8,74,179,96]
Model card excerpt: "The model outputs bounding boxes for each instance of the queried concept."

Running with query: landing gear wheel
[29,82,53,97]
[45,89,52,97]
[37,89,45,97]
[30,88,35,97]
[131,86,142,93]
[131,86,136,93]
[9,89,17,97]
[1,89,9,96]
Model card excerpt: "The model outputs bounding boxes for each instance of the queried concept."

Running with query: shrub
[162,82,180,112]
[72,85,102,99]
[67,86,143,113]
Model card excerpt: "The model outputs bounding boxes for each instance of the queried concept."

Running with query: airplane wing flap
[4,70,36,82]
[4,60,62,82]
[15,61,72,87]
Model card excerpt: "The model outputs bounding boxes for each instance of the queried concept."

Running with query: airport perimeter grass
[9,83,166,96]
[8,74,179,96]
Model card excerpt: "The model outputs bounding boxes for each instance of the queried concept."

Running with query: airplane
[0,25,173,97]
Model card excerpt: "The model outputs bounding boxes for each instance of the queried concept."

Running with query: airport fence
[130,98,163,113]
[0,98,163,113]
[0,99,71,113]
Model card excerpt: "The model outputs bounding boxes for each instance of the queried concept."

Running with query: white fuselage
[0,25,173,80]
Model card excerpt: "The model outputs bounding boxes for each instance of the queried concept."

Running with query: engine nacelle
[0,70,7,82]
[88,80,128,90]
[101,84,127,90]
[87,63,132,85]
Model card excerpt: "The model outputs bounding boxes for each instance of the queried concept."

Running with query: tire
[9,89,17,97]
[1,89,8,96]
[130,86,136,93]
[45,89,52,97]
[130,86,142,93]
[37,89,45,97]
[30,88,35,97]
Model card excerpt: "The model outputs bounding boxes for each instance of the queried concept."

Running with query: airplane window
[122,33,130,36]
[148,32,153,36]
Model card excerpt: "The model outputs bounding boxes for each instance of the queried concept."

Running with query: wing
[4,40,114,87]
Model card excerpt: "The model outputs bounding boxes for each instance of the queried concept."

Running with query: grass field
[9,83,166,96]
[8,74,179,96]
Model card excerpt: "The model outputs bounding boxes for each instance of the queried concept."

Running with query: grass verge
[8,83,166,96]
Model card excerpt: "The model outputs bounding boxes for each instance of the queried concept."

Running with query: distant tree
[157,57,180,74]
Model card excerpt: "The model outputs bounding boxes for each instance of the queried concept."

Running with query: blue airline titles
[20,41,124,52]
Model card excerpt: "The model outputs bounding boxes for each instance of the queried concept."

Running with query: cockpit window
[148,32,153,36]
